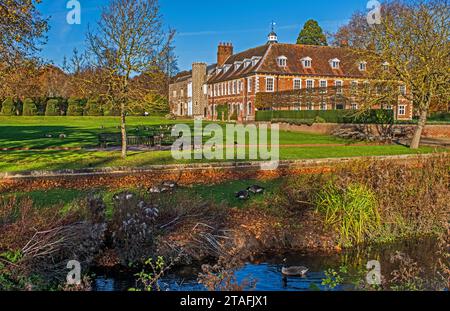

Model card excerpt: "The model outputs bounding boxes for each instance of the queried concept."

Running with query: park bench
[98,133,154,148]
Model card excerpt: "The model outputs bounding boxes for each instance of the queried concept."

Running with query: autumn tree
[334,0,450,149]
[87,0,175,158]
[297,19,328,46]
[0,0,48,99]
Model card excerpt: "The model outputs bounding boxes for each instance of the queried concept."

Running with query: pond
[92,237,447,291]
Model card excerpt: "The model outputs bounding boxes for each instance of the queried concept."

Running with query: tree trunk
[121,101,127,158]
[410,109,428,149]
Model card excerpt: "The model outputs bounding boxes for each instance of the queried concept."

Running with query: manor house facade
[169,29,412,121]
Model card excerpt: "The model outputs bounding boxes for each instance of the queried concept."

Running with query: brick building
[169,29,412,121]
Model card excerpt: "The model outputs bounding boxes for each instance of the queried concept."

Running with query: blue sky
[37,0,371,71]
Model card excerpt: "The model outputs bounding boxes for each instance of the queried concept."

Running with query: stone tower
[192,62,207,117]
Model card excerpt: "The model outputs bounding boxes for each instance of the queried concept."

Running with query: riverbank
[0,154,448,290]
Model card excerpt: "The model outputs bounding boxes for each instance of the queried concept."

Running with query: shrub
[84,98,103,116]
[314,116,326,123]
[22,98,38,116]
[315,182,380,246]
[1,98,16,116]
[45,99,60,116]
[67,98,84,116]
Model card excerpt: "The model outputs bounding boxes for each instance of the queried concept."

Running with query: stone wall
[263,122,450,138]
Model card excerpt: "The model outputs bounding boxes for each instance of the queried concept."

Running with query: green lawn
[0,116,445,173]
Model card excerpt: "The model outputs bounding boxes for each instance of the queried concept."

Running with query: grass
[0,116,446,173]
[316,182,381,246]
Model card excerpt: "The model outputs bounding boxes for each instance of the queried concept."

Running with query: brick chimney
[217,42,233,67]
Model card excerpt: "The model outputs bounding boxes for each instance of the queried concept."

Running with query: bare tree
[334,0,450,149]
[86,0,175,158]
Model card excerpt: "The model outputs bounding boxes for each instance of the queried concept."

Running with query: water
[92,238,447,291]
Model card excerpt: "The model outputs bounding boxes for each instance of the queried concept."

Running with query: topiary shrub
[45,99,60,116]
[67,98,84,116]
[22,98,38,116]
[1,98,16,116]
[84,98,103,116]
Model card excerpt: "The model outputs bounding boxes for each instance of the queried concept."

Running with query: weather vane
[271,21,276,32]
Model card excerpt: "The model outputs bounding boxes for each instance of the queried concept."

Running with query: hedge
[255,109,394,124]
[1,98,16,116]
[84,98,103,116]
[45,99,60,116]
[22,98,38,116]
[427,112,450,122]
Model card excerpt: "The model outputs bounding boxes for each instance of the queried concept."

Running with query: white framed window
[277,56,287,67]
[233,81,237,94]
[320,101,327,110]
[399,85,406,96]
[306,79,314,89]
[173,90,177,98]
[351,103,358,110]
[301,57,312,68]
[330,58,340,69]
[319,80,327,93]
[247,77,252,93]
[307,102,313,110]
[293,78,302,90]
[335,80,343,94]
[266,77,274,92]
[359,61,367,71]
[382,62,390,71]
[398,105,406,116]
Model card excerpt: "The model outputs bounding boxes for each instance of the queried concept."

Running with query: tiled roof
[207,45,270,83]
[208,43,368,84]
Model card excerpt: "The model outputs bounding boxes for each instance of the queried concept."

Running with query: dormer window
[301,57,312,68]
[330,58,340,69]
[223,64,231,73]
[382,62,390,71]
[359,61,367,71]
[243,59,251,68]
[277,56,287,67]
[251,56,261,66]
[234,61,242,71]
[216,67,222,74]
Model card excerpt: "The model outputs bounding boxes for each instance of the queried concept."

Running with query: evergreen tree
[1,98,16,116]
[297,20,328,46]
[45,99,60,116]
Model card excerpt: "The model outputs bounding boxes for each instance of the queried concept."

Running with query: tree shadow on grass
[0,125,102,149]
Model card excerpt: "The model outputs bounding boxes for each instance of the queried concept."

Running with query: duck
[162,180,178,189]
[235,190,250,200]
[281,258,309,277]
[247,185,265,194]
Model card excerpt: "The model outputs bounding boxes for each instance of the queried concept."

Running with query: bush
[22,98,38,116]
[256,109,394,124]
[45,99,60,116]
[1,98,16,116]
[67,98,84,116]
[84,98,103,116]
